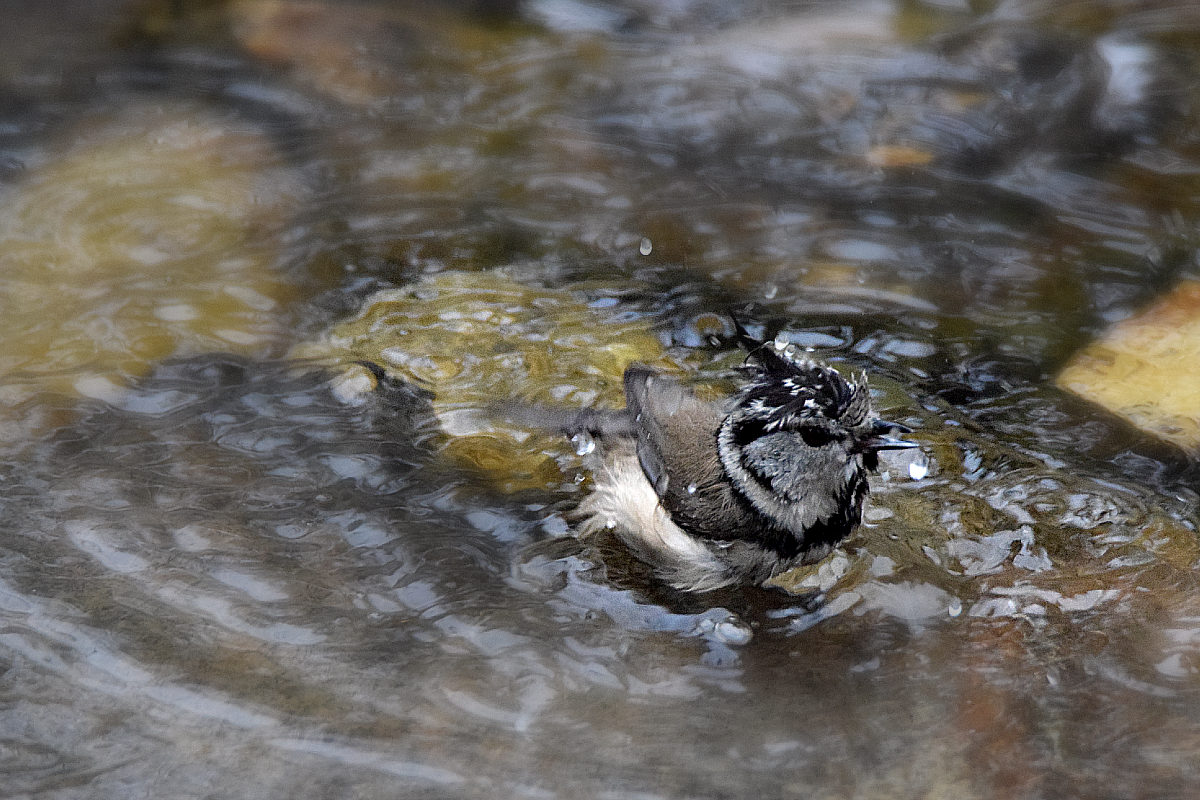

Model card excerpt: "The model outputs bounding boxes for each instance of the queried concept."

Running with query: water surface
[2,1,1200,798]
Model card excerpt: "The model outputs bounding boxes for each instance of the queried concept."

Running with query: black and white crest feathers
[732,322,871,432]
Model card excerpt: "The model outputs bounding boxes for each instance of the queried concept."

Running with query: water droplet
[908,451,929,480]
[712,618,753,646]
[948,597,963,617]
[570,432,595,456]
[687,483,697,495]
[639,237,653,255]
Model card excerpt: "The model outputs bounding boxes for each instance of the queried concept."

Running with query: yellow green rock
[303,269,674,491]
[1058,281,1200,452]
[0,103,306,404]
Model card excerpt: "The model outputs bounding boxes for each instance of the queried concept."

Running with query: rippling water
[2,1,1200,798]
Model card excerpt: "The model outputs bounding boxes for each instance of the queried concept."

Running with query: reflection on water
[2,1,1200,798]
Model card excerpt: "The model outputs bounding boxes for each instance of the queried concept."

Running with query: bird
[519,320,918,592]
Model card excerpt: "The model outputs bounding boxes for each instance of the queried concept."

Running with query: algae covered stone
[305,269,672,491]
[0,103,307,403]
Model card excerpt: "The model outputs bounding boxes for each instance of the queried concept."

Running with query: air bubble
[639,237,653,255]
[687,483,697,495]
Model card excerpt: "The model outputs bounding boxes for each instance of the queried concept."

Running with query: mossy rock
[0,103,306,406]
[304,269,676,491]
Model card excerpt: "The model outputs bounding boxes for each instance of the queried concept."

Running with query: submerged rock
[300,269,674,492]
[230,0,522,108]
[0,103,307,405]
[298,272,672,491]
[595,16,1183,188]
[1058,280,1200,453]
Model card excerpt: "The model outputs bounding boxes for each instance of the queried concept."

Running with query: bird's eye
[732,419,767,447]
[797,426,837,447]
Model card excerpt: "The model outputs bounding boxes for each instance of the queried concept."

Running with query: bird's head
[717,324,917,531]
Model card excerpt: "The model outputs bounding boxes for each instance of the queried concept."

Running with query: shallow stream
[3,2,1200,797]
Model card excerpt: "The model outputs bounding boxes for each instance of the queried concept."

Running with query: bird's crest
[731,316,871,431]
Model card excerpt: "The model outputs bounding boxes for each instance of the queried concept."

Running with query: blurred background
[2,1,1200,797]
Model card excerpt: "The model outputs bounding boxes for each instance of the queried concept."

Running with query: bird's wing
[491,401,634,440]
[623,365,752,541]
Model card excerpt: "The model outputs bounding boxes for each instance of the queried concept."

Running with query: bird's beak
[858,419,919,452]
